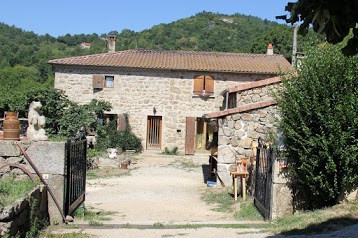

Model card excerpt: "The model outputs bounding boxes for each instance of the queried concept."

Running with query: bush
[276,45,358,209]
[96,116,142,153]
[109,131,142,152]
[162,147,179,155]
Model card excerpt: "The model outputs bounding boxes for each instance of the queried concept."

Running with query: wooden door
[185,117,196,155]
[147,116,162,150]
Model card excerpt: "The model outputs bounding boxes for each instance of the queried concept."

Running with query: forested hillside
[0,12,323,111]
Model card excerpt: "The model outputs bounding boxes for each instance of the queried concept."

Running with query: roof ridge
[48,48,294,74]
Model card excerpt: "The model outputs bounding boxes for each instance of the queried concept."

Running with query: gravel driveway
[57,153,358,238]
[85,154,234,224]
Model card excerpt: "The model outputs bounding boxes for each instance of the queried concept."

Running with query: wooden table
[230,171,249,201]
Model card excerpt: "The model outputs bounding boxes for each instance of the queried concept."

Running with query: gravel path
[84,154,234,224]
[59,153,358,238]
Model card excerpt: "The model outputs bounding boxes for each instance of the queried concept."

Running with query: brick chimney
[267,43,273,55]
[107,35,117,53]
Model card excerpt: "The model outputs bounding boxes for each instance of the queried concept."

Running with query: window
[92,75,114,88]
[105,76,114,88]
[193,75,214,96]
[228,93,237,109]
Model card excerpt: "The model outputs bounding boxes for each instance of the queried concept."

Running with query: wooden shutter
[193,75,204,94]
[92,75,104,88]
[185,117,196,155]
[205,76,214,94]
[117,114,126,131]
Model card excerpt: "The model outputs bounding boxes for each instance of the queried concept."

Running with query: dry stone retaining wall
[0,141,66,224]
[0,186,48,237]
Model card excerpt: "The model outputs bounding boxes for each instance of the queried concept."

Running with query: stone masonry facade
[54,65,276,153]
[206,78,282,186]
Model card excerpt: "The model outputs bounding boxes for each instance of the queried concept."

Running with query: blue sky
[0,0,290,37]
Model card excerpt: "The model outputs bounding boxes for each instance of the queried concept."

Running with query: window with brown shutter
[193,75,214,96]
[92,75,104,88]
[92,75,114,88]
[194,75,204,94]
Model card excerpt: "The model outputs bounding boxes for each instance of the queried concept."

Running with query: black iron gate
[253,138,273,221]
[65,138,87,216]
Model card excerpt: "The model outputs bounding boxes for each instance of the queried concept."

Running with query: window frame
[105,75,114,88]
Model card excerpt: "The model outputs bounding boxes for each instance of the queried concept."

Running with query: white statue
[26,101,48,141]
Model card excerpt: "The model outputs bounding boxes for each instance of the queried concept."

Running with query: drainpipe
[225,91,229,110]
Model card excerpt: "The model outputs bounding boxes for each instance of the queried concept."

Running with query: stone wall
[0,186,48,237]
[54,66,276,153]
[270,157,293,220]
[0,141,66,224]
[217,105,279,186]
[214,78,294,220]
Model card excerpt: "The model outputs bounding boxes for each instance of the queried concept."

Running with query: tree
[277,0,358,55]
[276,45,358,209]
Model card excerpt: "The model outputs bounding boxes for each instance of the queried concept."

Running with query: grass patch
[40,233,92,238]
[235,200,262,220]
[162,147,179,155]
[267,200,358,235]
[86,168,131,180]
[169,158,200,171]
[201,188,262,220]
[73,205,115,226]
[0,176,36,207]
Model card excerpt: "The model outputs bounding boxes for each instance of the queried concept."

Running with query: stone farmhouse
[49,39,293,155]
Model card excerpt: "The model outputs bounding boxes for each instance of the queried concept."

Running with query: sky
[0,0,290,37]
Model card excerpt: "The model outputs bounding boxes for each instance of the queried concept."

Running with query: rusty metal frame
[0,163,36,182]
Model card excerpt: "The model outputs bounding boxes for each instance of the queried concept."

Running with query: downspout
[225,91,229,110]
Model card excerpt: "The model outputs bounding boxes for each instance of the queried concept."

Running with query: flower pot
[3,112,20,141]
[120,163,128,169]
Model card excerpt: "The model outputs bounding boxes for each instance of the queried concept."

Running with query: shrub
[276,45,358,209]
[109,131,142,152]
[96,115,142,153]
[162,147,179,155]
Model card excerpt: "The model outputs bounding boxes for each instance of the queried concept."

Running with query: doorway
[196,118,214,153]
[147,116,162,150]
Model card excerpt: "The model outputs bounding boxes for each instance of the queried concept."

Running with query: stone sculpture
[26,101,48,141]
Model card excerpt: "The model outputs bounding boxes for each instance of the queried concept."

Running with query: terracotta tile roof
[48,49,294,74]
[205,100,277,119]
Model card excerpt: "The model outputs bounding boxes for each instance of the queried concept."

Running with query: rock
[0,142,21,157]
[217,145,236,164]
[238,138,253,148]
[230,137,239,147]
[241,114,253,121]
[227,120,234,129]
[234,121,243,130]
[65,215,74,222]
[251,94,261,102]
[6,157,24,164]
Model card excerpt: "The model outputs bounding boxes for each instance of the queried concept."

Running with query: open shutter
[92,75,104,88]
[185,117,196,155]
[205,76,214,94]
[117,114,126,131]
[193,75,204,94]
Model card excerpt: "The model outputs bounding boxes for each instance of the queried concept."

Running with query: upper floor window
[92,75,114,88]
[105,76,114,88]
[193,75,214,96]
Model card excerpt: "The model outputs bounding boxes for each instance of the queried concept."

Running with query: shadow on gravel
[267,216,358,237]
